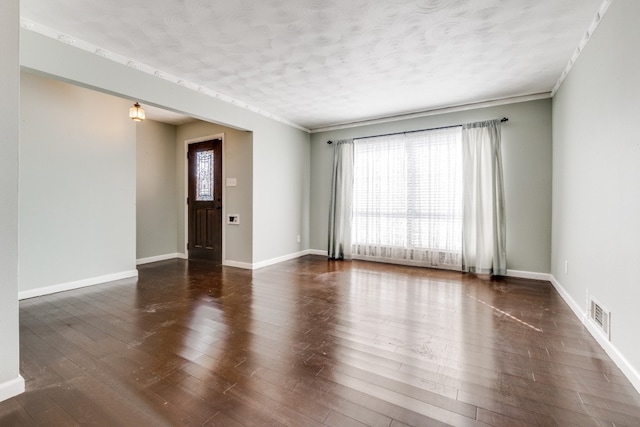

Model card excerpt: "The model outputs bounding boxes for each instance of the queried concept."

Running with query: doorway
[187,138,222,263]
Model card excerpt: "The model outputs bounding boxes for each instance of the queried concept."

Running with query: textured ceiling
[21,0,605,130]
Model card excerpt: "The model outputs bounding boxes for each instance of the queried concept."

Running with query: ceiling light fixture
[129,102,145,122]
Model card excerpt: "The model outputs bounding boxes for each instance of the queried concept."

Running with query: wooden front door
[188,139,222,263]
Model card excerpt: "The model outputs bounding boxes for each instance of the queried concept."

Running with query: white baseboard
[18,270,139,300]
[550,275,640,394]
[302,254,553,281]
[308,249,328,256]
[136,253,182,265]
[222,260,253,270]
[251,249,316,270]
[548,275,585,321]
[0,375,25,403]
[506,269,552,282]
[222,250,323,270]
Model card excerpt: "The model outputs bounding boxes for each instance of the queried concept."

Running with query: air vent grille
[589,297,611,340]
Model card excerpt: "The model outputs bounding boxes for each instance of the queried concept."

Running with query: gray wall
[311,99,553,274]
[136,119,178,260]
[0,0,22,400]
[19,71,137,292]
[176,121,254,264]
[552,0,640,378]
[20,30,311,267]
[252,121,311,263]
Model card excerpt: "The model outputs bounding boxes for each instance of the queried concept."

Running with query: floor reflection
[132,260,257,423]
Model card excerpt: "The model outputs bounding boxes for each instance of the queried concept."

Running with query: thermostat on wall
[227,214,240,225]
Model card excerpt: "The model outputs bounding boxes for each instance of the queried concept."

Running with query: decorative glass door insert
[196,150,214,201]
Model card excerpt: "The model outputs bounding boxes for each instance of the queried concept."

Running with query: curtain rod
[327,117,508,144]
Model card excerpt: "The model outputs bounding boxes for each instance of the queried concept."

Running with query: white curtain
[328,139,354,259]
[351,127,463,269]
[461,120,506,275]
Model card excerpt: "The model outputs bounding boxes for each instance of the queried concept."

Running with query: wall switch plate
[226,178,237,187]
[227,214,240,225]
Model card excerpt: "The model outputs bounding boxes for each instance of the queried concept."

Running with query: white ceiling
[20,0,605,130]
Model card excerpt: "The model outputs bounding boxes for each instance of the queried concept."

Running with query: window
[351,126,462,269]
[196,150,214,201]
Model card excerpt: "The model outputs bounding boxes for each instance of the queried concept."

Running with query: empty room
[1,0,640,425]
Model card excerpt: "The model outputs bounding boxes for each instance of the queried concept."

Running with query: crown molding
[551,0,614,96]
[19,19,310,133]
[309,93,551,133]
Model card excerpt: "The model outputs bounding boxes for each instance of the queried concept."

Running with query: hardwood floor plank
[476,407,562,427]
[319,389,394,427]
[323,409,370,427]
[322,378,463,427]
[0,398,38,426]
[203,410,245,427]
[456,389,560,426]
[329,362,476,418]
[321,367,483,425]
[144,377,220,424]
[45,383,122,426]
[579,390,640,418]
[20,391,80,427]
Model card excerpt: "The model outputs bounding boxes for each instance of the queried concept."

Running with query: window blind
[351,126,463,269]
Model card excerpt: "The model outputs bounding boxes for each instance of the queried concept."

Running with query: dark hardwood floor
[2,255,640,426]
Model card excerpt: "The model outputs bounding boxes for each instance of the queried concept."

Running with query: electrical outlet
[565,260,568,274]
[296,235,301,243]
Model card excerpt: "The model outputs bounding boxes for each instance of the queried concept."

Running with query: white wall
[19,72,137,294]
[0,0,24,402]
[176,121,253,265]
[310,99,553,274]
[552,0,640,389]
[136,119,178,261]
